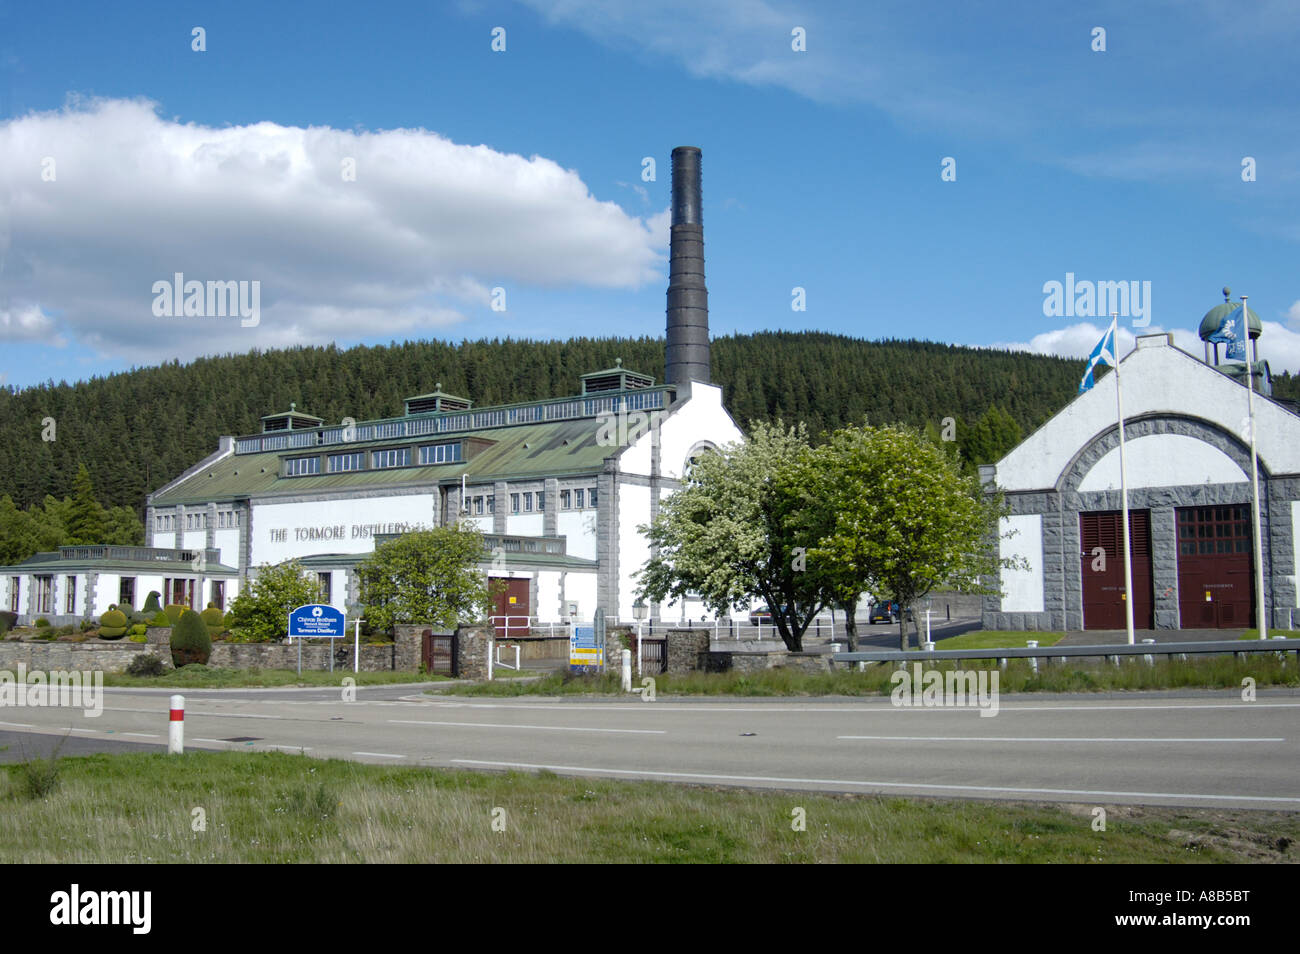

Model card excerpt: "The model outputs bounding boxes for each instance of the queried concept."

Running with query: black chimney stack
[665,146,710,386]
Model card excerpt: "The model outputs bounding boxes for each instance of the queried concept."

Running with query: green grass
[933,631,1065,650]
[2,749,1294,863]
[1239,630,1296,640]
[100,667,445,689]
[438,654,1300,697]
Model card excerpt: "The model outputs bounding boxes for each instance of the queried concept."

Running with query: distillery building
[2,147,744,629]
[983,290,1300,632]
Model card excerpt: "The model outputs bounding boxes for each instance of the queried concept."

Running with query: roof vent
[580,358,655,394]
[404,382,473,415]
[261,402,323,433]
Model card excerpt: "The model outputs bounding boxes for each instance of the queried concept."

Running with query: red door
[489,577,530,639]
[1080,510,1154,630]
[1176,505,1254,628]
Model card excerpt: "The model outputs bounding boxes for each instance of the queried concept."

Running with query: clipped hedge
[170,609,212,667]
[98,608,129,640]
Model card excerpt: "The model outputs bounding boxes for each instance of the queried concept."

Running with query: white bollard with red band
[168,694,185,754]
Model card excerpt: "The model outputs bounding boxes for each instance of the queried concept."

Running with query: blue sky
[2,0,1298,390]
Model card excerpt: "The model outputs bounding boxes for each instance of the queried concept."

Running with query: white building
[984,299,1299,632]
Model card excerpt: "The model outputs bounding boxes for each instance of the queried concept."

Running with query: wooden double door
[1080,510,1154,630]
[1175,505,1254,628]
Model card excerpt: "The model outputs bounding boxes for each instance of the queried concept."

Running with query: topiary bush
[164,604,188,626]
[97,608,129,640]
[128,634,147,643]
[201,603,226,639]
[35,618,50,628]
[130,623,147,636]
[170,609,212,667]
[141,591,163,616]
[150,611,171,627]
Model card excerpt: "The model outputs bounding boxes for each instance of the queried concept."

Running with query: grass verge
[101,667,445,689]
[1,749,1294,863]
[436,654,1300,697]
[932,631,1065,650]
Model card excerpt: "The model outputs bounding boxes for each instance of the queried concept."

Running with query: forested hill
[3,330,1297,515]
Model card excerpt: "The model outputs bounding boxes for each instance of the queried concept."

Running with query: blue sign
[288,604,346,639]
[569,624,603,671]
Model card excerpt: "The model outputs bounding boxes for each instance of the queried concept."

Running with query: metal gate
[421,629,458,677]
[1176,505,1254,627]
[1080,510,1154,629]
[639,637,666,674]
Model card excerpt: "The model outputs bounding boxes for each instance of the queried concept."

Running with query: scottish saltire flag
[1079,320,1117,392]
[1208,305,1248,361]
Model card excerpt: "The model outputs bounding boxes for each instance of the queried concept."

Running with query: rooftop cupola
[404,383,473,415]
[1199,286,1271,396]
[580,358,654,394]
[261,402,323,433]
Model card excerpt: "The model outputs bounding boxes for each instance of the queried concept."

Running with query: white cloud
[992,320,1300,375]
[0,303,61,344]
[0,97,666,363]
[1287,300,1300,326]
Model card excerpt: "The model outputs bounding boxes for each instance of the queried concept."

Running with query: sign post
[287,604,347,675]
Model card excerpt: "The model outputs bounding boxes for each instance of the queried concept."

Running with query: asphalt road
[3,682,1298,810]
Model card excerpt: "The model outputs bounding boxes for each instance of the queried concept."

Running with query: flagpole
[1112,313,1136,646]
[1242,295,1268,637]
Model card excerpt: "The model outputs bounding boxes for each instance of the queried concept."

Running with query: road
[3,682,1298,810]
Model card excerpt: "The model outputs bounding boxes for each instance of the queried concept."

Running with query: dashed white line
[122,732,159,739]
[388,719,664,735]
[0,721,34,728]
[836,735,1286,743]
[353,751,403,759]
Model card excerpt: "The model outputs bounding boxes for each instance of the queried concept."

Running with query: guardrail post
[1026,640,1038,674]
[621,649,632,692]
[998,657,1007,671]
[1274,634,1287,667]
[1141,638,1155,666]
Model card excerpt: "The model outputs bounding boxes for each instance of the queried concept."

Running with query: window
[575,489,585,509]
[9,577,18,612]
[119,577,136,609]
[211,580,225,611]
[317,573,331,604]
[537,492,545,511]
[328,452,364,473]
[560,490,571,509]
[372,448,411,469]
[487,495,495,515]
[35,576,53,615]
[165,578,196,609]
[284,456,320,476]
[65,576,77,614]
[419,442,462,465]
[474,496,484,515]
[589,487,598,508]
[523,492,533,512]
[510,494,520,514]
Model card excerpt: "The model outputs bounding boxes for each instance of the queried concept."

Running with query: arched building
[983,291,1298,632]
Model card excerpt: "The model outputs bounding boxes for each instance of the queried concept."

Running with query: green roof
[152,416,617,506]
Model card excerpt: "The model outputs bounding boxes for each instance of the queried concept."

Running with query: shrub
[170,609,212,667]
[0,611,16,636]
[201,604,226,638]
[125,653,165,677]
[98,608,129,640]
[34,618,50,628]
[79,618,97,632]
[150,611,171,627]
[141,591,163,615]
[55,624,75,636]
[129,623,147,636]
[16,739,65,799]
[128,634,147,643]
[163,604,188,626]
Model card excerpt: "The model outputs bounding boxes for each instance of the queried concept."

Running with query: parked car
[748,606,773,626]
[869,600,899,624]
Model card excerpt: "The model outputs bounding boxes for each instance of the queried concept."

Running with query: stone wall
[393,625,423,671]
[208,641,396,672]
[664,627,712,673]
[707,650,833,674]
[0,640,170,674]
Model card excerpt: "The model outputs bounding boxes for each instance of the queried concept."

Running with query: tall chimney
[665,146,711,386]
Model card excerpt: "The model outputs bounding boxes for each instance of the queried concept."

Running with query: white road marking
[422,699,1300,714]
[353,751,403,759]
[388,719,664,735]
[261,744,312,752]
[450,759,1300,804]
[122,732,159,739]
[193,738,229,744]
[0,721,35,728]
[836,735,1286,743]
